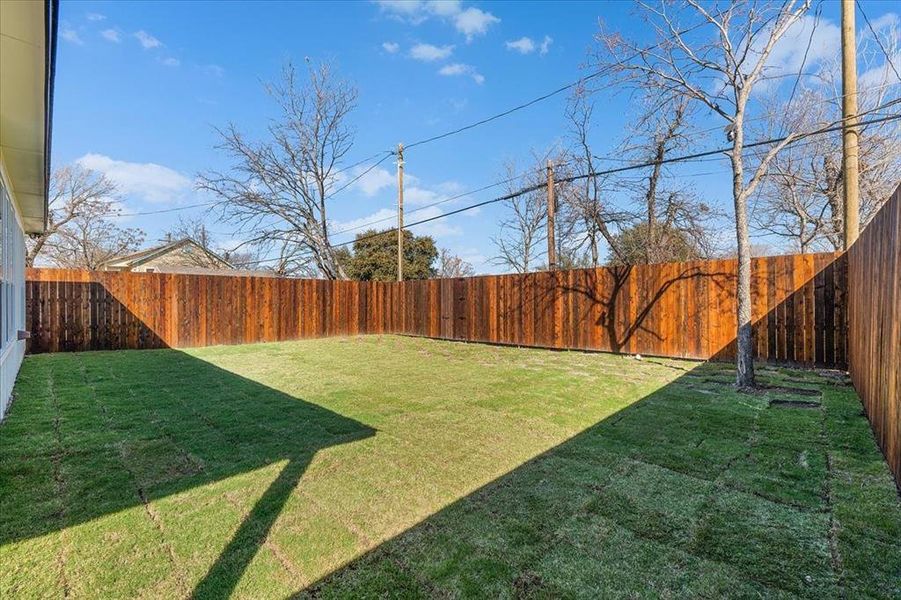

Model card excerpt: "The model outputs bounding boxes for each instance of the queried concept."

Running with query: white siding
[0,176,26,419]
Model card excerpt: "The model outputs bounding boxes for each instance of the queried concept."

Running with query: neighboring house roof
[0,0,58,233]
[98,238,235,271]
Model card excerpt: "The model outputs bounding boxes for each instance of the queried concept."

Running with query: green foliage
[608,222,703,266]
[341,229,438,281]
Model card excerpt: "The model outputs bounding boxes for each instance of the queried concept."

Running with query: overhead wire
[857,0,901,83]
[150,7,901,266]
[234,110,897,267]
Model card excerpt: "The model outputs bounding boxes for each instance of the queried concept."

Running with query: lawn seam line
[47,366,71,599]
[821,405,847,598]
[81,357,191,597]
[297,486,374,547]
[221,488,309,588]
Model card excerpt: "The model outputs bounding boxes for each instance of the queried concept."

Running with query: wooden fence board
[26,252,846,368]
[848,185,901,488]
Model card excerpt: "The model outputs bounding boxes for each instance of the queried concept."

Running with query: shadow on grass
[300,362,899,599]
[0,349,374,599]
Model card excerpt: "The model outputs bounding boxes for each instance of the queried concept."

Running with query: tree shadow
[1,346,374,599]
[11,254,853,597]
[555,262,732,356]
[301,359,895,599]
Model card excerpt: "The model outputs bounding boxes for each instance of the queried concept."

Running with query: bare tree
[616,96,719,263]
[596,0,811,388]
[158,215,237,270]
[165,215,213,248]
[198,60,358,279]
[26,165,117,266]
[41,206,145,270]
[565,86,630,265]
[436,249,475,278]
[491,156,548,273]
[755,22,901,251]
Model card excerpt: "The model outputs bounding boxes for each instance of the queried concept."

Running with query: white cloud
[160,57,180,67]
[375,0,426,19]
[453,7,499,41]
[376,1,499,41]
[61,26,84,45]
[506,36,535,54]
[867,12,899,32]
[382,41,400,53]
[334,205,462,239]
[86,12,106,21]
[761,15,840,80]
[860,50,901,88]
[506,34,552,55]
[75,153,193,204]
[410,205,463,237]
[405,180,462,206]
[443,245,488,273]
[134,30,162,49]
[203,64,226,77]
[331,173,470,240]
[353,166,395,196]
[438,62,484,84]
[539,35,553,55]
[857,12,900,87]
[332,208,397,236]
[410,43,454,61]
[100,28,121,43]
[426,1,462,17]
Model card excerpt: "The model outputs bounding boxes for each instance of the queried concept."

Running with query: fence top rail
[26,250,843,284]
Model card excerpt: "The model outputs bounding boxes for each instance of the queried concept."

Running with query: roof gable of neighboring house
[99,238,234,270]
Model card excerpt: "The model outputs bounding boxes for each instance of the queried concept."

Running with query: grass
[0,335,898,599]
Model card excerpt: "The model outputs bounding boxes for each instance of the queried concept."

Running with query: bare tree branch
[198,60,358,279]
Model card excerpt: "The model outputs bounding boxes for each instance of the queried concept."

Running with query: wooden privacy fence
[26,251,847,367]
[848,185,900,486]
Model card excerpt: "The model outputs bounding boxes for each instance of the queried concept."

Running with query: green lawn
[1,336,898,599]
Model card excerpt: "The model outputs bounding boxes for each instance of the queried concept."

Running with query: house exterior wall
[0,163,27,419]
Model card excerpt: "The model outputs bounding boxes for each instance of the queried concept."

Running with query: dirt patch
[760,384,822,397]
[769,399,822,409]
[513,571,544,598]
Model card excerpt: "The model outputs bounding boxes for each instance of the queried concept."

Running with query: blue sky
[53,1,900,272]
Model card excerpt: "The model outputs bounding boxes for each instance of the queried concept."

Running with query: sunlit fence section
[26,252,846,367]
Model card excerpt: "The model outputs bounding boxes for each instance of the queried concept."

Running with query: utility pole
[841,0,860,249]
[546,160,556,270]
[396,143,405,281]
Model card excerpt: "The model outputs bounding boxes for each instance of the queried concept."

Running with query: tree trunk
[645,146,663,264]
[731,125,755,389]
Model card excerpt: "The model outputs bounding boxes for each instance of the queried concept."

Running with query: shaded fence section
[848,186,900,486]
[25,270,394,352]
[26,252,846,367]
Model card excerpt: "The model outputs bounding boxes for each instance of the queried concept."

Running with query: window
[1,178,26,354]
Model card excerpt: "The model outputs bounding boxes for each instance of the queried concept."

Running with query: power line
[343,111,901,249]
[232,109,901,269]
[857,0,901,83]
[402,14,724,152]
[116,202,213,217]
[785,1,822,125]
[114,151,395,218]
[325,151,395,199]
[328,168,545,241]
